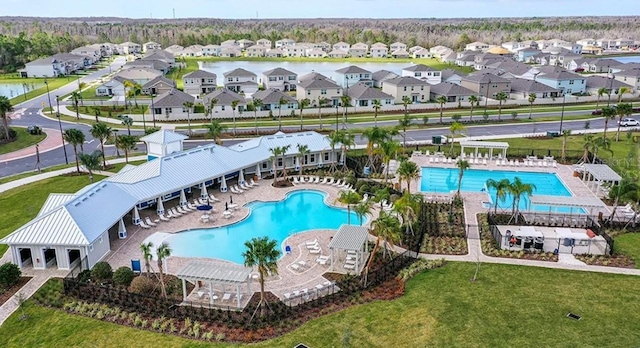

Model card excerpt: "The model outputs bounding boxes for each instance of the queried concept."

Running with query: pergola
[328,225,369,273]
[459,140,509,158]
[578,163,622,196]
[529,195,606,216]
[177,260,252,307]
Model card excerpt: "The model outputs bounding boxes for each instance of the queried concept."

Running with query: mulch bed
[575,254,636,268]
[0,277,32,306]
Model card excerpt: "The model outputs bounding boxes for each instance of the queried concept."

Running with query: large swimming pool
[163,190,359,264]
[420,168,579,213]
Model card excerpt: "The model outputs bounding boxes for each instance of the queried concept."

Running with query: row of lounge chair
[230,179,260,194]
[283,280,335,301]
[292,176,354,190]
[137,193,224,229]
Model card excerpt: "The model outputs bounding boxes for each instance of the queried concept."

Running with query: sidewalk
[0,128,63,162]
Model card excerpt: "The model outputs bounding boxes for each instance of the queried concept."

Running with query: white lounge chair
[235,185,245,193]
[309,247,321,254]
[176,206,189,214]
[249,179,259,186]
[145,217,157,227]
[313,176,320,184]
[333,179,343,187]
[305,239,318,247]
[241,182,252,190]
[325,178,334,185]
[316,255,330,265]
[344,263,355,270]
[208,194,221,202]
[138,220,150,229]
[170,208,183,217]
[159,214,170,222]
[360,193,369,202]
[290,263,300,271]
[222,293,232,301]
[166,210,177,219]
[293,176,300,185]
[320,177,329,184]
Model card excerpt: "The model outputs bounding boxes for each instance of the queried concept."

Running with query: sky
[3,0,640,19]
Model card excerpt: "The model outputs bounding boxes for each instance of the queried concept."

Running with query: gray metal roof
[529,195,605,209]
[229,131,334,158]
[586,76,632,89]
[223,68,257,78]
[537,67,584,81]
[346,83,393,100]
[462,73,510,84]
[152,89,195,108]
[459,140,509,149]
[202,88,246,106]
[177,260,252,284]
[298,71,329,82]
[328,224,369,251]
[579,163,622,182]
[183,70,217,79]
[336,65,371,74]
[140,129,188,145]
[142,76,175,89]
[251,89,296,104]
[37,194,77,217]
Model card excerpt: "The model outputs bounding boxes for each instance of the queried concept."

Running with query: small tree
[91,261,113,282]
[277,96,288,131]
[372,99,382,126]
[129,276,156,295]
[183,101,194,136]
[468,95,478,121]
[63,128,86,173]
[115,135,138,164]
[113,266,135,287]
[336,190,362,225]
[78,150,102,183]
[251,98,262,135]
[231,99,240,136]
[0,262,21,289]
[436,95,447,123]
[242,237,281,318]
[205,120,228,145]
[527,93,536,119]
[156,242,172,298]
[495,91,508,121]
[298,98,310,131]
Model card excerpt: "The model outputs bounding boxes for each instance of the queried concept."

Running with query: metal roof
[0,207,88,246]
[297,76,341,89]
[529,195,605,209]
[459,141,510,149]
[223,68,257,78]
[579,164,622,182]
[140,129,188,145]
[176,260,252,284]
[329,225,369,251]
[263,67,296,77]
[251,89,296,104]
[383,76,430,87]
[510,226,543,238]
[429,82,475,97]
[403,64,436,72]
[38,194,77,217]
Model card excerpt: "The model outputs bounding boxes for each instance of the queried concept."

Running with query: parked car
[619,118,640,127]
[27,125,42,135]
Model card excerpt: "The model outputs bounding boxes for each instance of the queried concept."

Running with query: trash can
[432,135,442,144]
[546,131,560,137]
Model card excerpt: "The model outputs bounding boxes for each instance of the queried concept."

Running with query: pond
[0,82,43,99]
[613,55,640,64]
[199,60,417,86]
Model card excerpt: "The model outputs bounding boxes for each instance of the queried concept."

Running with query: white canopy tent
[459,140,509,158]
[179,189,188,207]
[328,225,369,273]
[132,206,141,225]
[177,261,252,307]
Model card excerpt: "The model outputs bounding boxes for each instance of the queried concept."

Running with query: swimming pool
[420,168,580,213]
[162,190,360,264]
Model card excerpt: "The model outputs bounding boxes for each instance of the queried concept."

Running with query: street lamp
[113,129,120,157]
[559,89,566,134]
[55,95,69,165]
[607,72,615,107]
[335,104,339,132]
[44,79,53,115]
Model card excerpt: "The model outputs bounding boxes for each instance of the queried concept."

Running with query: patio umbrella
[437,145,441,152]
[238,169,245,185]
[118,218,126,235]
[220,176,227,192]
[201,182,208,199]
[255,163,262,179]
[132,206,141,225]
[225,202,228,211]
[318,153,323,168]
[156,197,165,216]
[197,204,213,211]
[179,189,187,207]
[230,195,234,204]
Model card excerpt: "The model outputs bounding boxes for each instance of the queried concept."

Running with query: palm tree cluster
[486,177,537,223]
[139,241,172,299]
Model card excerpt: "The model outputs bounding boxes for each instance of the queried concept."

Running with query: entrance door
[43,249,57,269]
[68,249,81,269]
[18,248,33,267]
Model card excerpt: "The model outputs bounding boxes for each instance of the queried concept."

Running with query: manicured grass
[614,233,640,268]
[106,160,147,173]
[0,128,46,155]
[0,174,106,255]
[2,263,640,347]
[5,78,71,105]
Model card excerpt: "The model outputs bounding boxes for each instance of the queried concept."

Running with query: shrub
[129,276,156,295]
[112,267,135,287]
[77,269,92,283]
[0,263,21,289]
[452,114,462,122]
[91,261,113,281]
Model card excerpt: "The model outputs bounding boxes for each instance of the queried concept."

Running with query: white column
[181,278,187,302]
[236,284,241,307]
[209,282,213,306]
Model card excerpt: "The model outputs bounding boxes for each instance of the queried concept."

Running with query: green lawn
[1,263,639,347]
[0,174,106,255]
[106,160,147,173]
[614,233,640,268]
[0,127,46,155]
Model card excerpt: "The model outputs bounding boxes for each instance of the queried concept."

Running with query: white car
[619,118,640,127]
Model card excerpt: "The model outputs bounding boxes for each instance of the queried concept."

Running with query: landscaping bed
[0,277,31,306]
[574,254,635,268]
[418,201,469,255]
[422,236,468,255]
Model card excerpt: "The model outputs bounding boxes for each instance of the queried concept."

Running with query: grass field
[0,127,46,155]
[0,262,639,347]
[0,174,106,255]
[614,233,640,269]
[106,160,147,173]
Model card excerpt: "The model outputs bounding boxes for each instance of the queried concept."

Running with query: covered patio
[459,140,509,159]
[328,225,369,273]
[177,260,252,308]
[576,163,622,197]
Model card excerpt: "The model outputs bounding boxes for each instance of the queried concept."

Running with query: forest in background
[1,16,639,72]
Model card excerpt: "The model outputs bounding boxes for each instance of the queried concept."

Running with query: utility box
[547,131,560,137]
[432,135,447,144]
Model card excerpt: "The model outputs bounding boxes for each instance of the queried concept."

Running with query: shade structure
[220,176,228,192]
[132,206,141,225]
[156,197,165,215]
[197,204,213,211]
[179,189,188,207]
[238,169,245,185]
[201,182,208,199]
[255,163,262,179]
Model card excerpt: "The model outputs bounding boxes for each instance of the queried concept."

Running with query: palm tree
[396,159,420,193]
[370,211,401,259]
[495,91,508,121]
[392,192,421,236]
[336,190,362,225]
[448,121,466,154]
[596,87,608,111]
[361,127,394,173]
[581,134,596,163]
[207,97,218,122]
[70,91,81,120]
[615,103,633,141]
[156,242,172,298]
[63,128,85,173]
[592,136,613,164]
[317,97,327,130]
[339,131,355,172]
[277,96,288,131]
[115,134,137,164]
[374,186,390,210]
[607,173,640,220]
[353,199,373,226]
[120,115,133,135]
[91,106,101,122]
[561,129,572,162]
[340,95,351,129]
[182,101,194,136]
[468,95,478,121]
[601,106,616,139]
[456,159,470,197]
[527,93,536,119]
[131,83,142,108]
[435,95,447,123]
[508,177,536,222]
[269,146,284,185]
[372,99,382,126]
[123,80,134,109]
[397,114,414,150]
[617,86,631,103]
[401,95,411,116]
[139,242,154,274]
[378,140,400,182]
[242,236,281,317]
[78,81,87,95]
[205,120,227,144]
[252,98,262,135]
[296,143,310,175]
[485,178,511,214]
[231,99,240,136]
[78,150,102,183]
[298,98,310,131]
[0,96,14,140]
[327,131,342,173]
[90,122,112,169]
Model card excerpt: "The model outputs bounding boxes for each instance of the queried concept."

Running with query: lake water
[0,82,43,99]
[199,61,415,86]
[613,55,640,64]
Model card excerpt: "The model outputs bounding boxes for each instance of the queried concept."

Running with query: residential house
[372,70,399,88]
[413,48,432,59]
[429,82,476,103]
[345,82,394,107]
[465,41,490,52]
[142,50,176,68]
[180,45,203,57]
[316,42,332,52]
[610,63,640,74]
[252,88,297,111]
[409,45,425,53]
[614,68,640,92]
[335,65,373,87]
[22,56,69,77]
[442,51,458,63]
[352,42,369,52]
[183,70,218,95]
[401,64,442,84]
[95,76,129,97]
[585,76,633,96]
[306,49,327,58]
[544,48,582,68]
[223,68,259,94]
[118,41,141,54]
[566,58,590,72]
[237,39,255,49]
[441,69,467,85]
[220,39,238,47]
[585,58,620,73]
[333,42,350,52]
[509,77,560,99]
[113,67,163,85]
[391,49,410,59]
[265,48,285,58]
[595,38,616,50]
[381,76,431,104]
[515,48,541,62]
[246,45,267,57]
[143,41,162,53]
[576,38,597,48]
[202,44,222,57]
[123,59,170,74]
[256,39,272,48]
[370,43,389,58]
[582,45,603,55]
[142,76,175,96]
[535,67,586,94]
[461,73,511,99]
[348,47,367,58]
[151,89,196,120]
[430,45,453,59]
[614,38,634,50]
[284,45,307,57]
[70,45,103,63]
[220,47,242,58]
[390,42,407,52]
[296,74,343,107]
[456,54,478,67]
[275,39,295,48]
[262,67,298,91]
[202,88,246,114]
[165,45,184,55]
[328,49,348,58]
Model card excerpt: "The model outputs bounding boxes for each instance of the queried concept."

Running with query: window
[385,99,392,104]
[221,105,225,111]
[182,107,189,112]
[99,237,103,244]
[89,244,94,252]
[278,76,284,81]
[421,95,424,100]
[403,86,407,91]
[411,86,414,91]
[207,78,214,83]
[569,80,574,85]
[277,158,283,167]
[307,90,311,95]
[262,162,267,169]
[227,77,233,82]
[415,72,422,77]
[310,154,316,163]
[166,108,172,114]
[269,77,276,81]
[324,152,329,161]
[288,76,296,80]
[321,89,327,95]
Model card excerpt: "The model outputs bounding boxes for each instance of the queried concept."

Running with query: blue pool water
[163,190,359,264]
[420,168,580,213]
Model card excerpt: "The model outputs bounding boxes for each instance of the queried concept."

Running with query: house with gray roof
[142,76,176,96]
[535,67,586,94]
[372,70,399,88]
[296,74,343,107]
[123,59,170,74]
[509,78,560,99]
[614,68,640,93]
[586,76,634,96]
[151,89,196,121]
[252,88,298,111]
[429,82,477,103]
[113,67,163,85]
[262,67,298,91]
[441,69,467,85]
[346,82,394,107]
[95,76,130,97]
[202,88,246,114]
[223,68,259,95]
[401,64,442,84]
[461,73,511,99]
[381,76,431,104]
[183,70,218,96]
[335,65,373,87]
